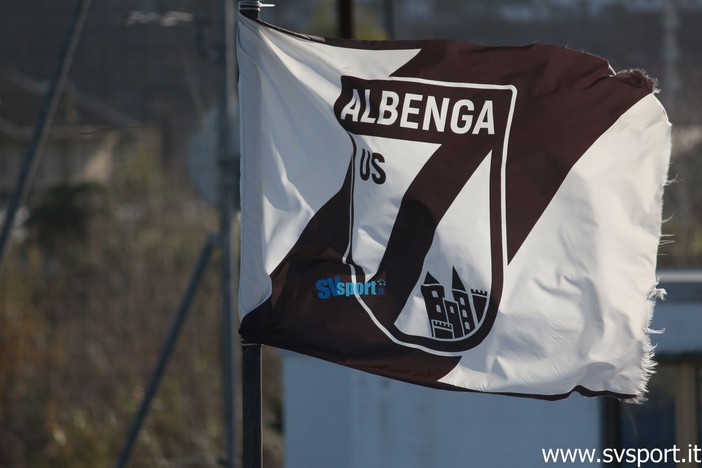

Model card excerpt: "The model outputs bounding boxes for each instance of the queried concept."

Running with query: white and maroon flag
[237,14,671,400]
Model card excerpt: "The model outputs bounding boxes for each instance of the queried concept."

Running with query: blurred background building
[0,1,700,467]
[284,270,702,468]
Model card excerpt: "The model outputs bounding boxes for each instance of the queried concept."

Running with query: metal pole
[383,0,397,39]
[663,0,692,231]
[338,0,354,38]
[0,0,92,270]
[237,6,264,468]
[600,398,621,468]
[115,233,217,468]
[219,0,238,466]
[242,344,262,468]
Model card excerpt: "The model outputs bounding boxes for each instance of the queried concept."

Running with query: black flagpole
[237,3,353,466]
[242,342,262,468]
[339,0,354,38]
[238,4,264,468]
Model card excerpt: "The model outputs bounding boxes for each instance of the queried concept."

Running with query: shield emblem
[334,76,517,355]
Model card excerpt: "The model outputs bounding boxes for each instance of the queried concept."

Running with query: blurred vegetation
[304,0,389,39]
[0,145,283,467]
[25,181,110,255]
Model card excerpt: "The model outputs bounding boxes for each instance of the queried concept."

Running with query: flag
[237,14,671,400]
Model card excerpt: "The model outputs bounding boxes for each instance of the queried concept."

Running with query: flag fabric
[237,14,671,401]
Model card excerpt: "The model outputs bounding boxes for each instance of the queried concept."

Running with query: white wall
[283,353,601,468]
[282,271,702,468]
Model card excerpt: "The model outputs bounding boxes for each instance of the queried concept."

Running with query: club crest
[332,76,517,355]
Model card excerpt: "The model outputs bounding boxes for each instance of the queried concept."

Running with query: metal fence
[1,1,700,467]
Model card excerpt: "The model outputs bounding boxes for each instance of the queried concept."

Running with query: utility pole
[664,0,680,111]
[663,0,693,240]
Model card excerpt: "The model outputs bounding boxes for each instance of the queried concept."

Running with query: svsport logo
[316,276,387,299]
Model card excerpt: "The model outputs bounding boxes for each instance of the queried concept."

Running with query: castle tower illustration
[451,268,472,335]
[470,288,488,326]
[420,272,454,339]
[422,268,489,340]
